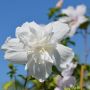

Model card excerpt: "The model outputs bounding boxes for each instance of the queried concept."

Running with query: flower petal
[25,52,53,82]
[4,51,28,64]
[76,5,87,16]
[27,60,52,82]
[59,17,72,23]
[61,68,74,77]
[78,16,88,25]
[1,38,24,51]
[56,44,74,68]
[62,6,75,17]
[51,21,70,42]
[16,22,31,38]
[1,37,28,64]
[57,76,76,88]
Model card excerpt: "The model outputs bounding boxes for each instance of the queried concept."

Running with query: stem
[24,72,28,89]
[43,81,47,90]
[24,77,28,88]
[14,76,17,90]
[80,65,85,90]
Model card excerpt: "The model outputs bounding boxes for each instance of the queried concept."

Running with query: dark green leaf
[8,64,14,70]
[79,21,90,30]
[18,74,26,80]
[68,41,76,46]
[52,65,61,75]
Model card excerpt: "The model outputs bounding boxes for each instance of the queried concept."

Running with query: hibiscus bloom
[59,4,88,37]
[1,21,74,82]
[55,62,77,90]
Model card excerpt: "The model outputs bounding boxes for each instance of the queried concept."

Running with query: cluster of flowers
[1,4,88,90]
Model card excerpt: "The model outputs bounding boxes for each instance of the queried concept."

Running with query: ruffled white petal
[25,51,53,82]
[57,76,76,88]
[27,60,52,82]
[68,24,78,37]
[78,16,88,25]
[1,38,24,51]
[76,5,87,16]
[56,44,74,66]
[51,21,70,42]
[4,51,28,64]
[59,17,72,23]
[1,38,27,64]
[16,22,31,38]
[61,68,74,77]
[62,6,75,17]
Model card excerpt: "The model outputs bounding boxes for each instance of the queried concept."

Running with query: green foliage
[3,81,13,90]
[54,14,68,21]
[18,74,26,80]
[55,14,67,18]
[79,21,90,30]
[84,65,90,81]
[48,8,60,19]
[7,64,17,79]
[61,37,76,46]
[2,80,28,90]
[52,65,61,75]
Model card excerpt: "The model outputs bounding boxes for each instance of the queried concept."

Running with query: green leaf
[52,65,61,75]
[48,8,60,19]
[79,21,90,30]
[18,74,26,80]
[68,41,76,46]
[3,80,28,90]
[8,64,14,70]
[61,37,76,46]
[7,64,17,79]
[3,81,13,90]
[55,13,67,18]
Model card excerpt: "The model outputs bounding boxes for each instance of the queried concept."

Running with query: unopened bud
[56,0,63,8]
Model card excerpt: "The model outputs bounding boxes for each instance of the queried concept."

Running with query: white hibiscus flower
[59,4,88,37]
[1,21,74,82]
[55,62,77,90]
[56,76,76,90]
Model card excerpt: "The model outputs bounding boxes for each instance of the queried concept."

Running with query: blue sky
[0,0,90,88]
